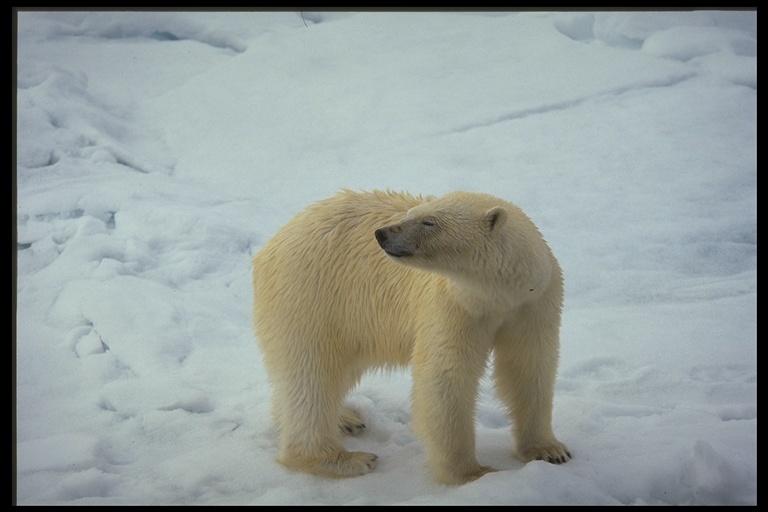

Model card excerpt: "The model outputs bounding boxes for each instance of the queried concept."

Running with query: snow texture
[15,10,755,505]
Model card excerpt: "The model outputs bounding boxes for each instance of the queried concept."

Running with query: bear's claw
[523,444,572,465]
[339,407,367,436]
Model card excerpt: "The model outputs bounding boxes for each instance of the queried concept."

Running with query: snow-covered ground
[15,11,756,505]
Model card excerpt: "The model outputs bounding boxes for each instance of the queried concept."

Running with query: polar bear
[252,189,570,485]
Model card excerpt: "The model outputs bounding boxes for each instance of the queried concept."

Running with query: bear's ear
[484,206,508,230]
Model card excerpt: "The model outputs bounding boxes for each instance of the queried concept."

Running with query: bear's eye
[422,219,436,227]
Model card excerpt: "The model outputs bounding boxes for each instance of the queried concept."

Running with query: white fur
[252,189,570,485]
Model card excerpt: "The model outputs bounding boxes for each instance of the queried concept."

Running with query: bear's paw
[323,450,379,477]
[338,407,366,436]
[519,442,572,465]
[436,464,498,485]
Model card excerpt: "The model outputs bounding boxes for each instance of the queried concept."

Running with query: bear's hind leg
[278,419,378,478]
[274,360,377,478]
[339,406,366,436]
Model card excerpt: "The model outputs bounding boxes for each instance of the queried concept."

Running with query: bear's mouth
[384,249,413,258]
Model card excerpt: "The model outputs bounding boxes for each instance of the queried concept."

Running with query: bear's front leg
[411,328,496,485]
[493,313,571,465]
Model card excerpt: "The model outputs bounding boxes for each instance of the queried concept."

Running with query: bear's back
[252,190,431,363]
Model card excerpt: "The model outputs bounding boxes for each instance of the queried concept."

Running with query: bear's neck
[438,269,543,315]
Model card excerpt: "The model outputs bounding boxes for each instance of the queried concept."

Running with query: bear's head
[374,192,512,279]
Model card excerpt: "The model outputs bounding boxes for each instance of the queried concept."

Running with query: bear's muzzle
[375,227,413,258]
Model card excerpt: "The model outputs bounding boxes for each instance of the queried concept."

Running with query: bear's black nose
[374,228,388,245]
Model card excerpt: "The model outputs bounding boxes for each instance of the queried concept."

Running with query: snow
[14,10,756,505]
